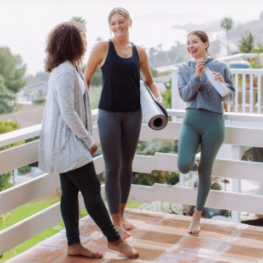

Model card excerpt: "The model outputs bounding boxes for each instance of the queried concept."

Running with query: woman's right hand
[89,143,98,155]
[195,58,205,77]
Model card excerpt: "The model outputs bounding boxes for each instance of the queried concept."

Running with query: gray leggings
[98,108,142,215]
[178,108,225,211]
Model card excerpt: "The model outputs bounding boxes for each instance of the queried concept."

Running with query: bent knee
[178,162,193,174]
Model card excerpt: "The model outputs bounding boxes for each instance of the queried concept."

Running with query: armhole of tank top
[101,40,111,69]
[132,43,140,62]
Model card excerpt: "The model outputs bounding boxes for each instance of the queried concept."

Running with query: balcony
[1,53,263,262]
[4,209,263,263]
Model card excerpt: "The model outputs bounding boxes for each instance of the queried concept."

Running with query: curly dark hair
[45,21,87,73]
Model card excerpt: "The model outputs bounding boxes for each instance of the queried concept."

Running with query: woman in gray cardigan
[39,21,139,259]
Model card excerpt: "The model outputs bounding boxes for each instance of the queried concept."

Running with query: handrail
[1,109,263,148]
[0,109,99,148]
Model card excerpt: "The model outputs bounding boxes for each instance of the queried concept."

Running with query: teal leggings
[177,108,225,211]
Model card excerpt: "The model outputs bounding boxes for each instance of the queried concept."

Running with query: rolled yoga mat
[140,81,168,130]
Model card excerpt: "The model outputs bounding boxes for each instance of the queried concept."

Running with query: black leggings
[60,162,120,246]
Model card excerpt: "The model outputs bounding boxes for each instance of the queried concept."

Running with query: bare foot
[116,225,131,240]
[188,211,201,234]
[122,217,135,230]
[67,243,102,258]
[108,238,139,259]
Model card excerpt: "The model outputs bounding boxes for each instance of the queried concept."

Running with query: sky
[0,0,262,75]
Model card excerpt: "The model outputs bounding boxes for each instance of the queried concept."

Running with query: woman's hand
[156,97,163,105]
[212,72,225,83]
[196,58,205,77]
[89,143,98,155]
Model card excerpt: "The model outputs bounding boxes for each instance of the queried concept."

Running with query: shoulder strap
[108,39,117,56]
[131,42,139,61]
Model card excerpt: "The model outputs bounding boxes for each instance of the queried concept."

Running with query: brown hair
[108,7,131,26]
[187,30,213,57]
[44,21,87,73]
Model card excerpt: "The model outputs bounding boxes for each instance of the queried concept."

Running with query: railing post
[179,173,185,215]
[231,179,241,223]
[171,67,185,119]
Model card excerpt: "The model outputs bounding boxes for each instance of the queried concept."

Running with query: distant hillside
[148,17,263,68]
[148,40,221,68]
[171,21,221,33]
[228,19,263,44]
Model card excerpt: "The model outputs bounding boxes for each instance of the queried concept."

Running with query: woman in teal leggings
[177,30,235,234]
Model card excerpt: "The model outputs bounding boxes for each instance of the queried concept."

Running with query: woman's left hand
[212,72,225,83]
[157,100,163,105]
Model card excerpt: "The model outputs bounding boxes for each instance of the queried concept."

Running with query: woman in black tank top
[84,7,163,240]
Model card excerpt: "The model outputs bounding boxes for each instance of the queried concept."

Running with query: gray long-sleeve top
[177,57,235,113]
[39,60,95,174]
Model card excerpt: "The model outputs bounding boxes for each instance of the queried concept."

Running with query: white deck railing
[1,110,263,254]
[171,53,263,114]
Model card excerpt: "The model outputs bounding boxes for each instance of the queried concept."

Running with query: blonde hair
[108,7,131,26]
[188,30,214,57]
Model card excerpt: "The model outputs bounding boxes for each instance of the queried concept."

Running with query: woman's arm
[136,46,163,104]
[55,72,95,149]
[84,42,108,90]
[177,66,202,102]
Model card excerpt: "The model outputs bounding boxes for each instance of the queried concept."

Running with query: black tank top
[99,39,140,112]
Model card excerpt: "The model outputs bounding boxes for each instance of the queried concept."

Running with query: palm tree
[238,31,254,53]
[70,16,87,32]
[221,17,234,56]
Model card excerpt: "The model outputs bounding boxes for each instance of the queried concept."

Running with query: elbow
[182,97,191,102]
[179,93,192,102]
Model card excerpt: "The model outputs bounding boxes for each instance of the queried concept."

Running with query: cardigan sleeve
[55,72,95,149]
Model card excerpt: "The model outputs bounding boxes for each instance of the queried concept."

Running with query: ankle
[193,211,202,219]
[68,243,82,250]
[109,238,122,245]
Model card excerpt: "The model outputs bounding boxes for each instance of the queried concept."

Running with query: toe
[132,249,139,259]
[123,223,134,231]
[124,232,131,240]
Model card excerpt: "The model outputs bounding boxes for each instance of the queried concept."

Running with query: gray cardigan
[178,57,235,113]
[39,60,95,174]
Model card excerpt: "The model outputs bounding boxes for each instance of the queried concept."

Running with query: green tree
[220,17,234,55]
[82,65,102,87]
[0,75,16,114]
[238,31,254,53]
[0,48,27,93]
[252,43,263,54]
[96,37,103,42]
[70,16,87,32]
[162,87,171,109]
